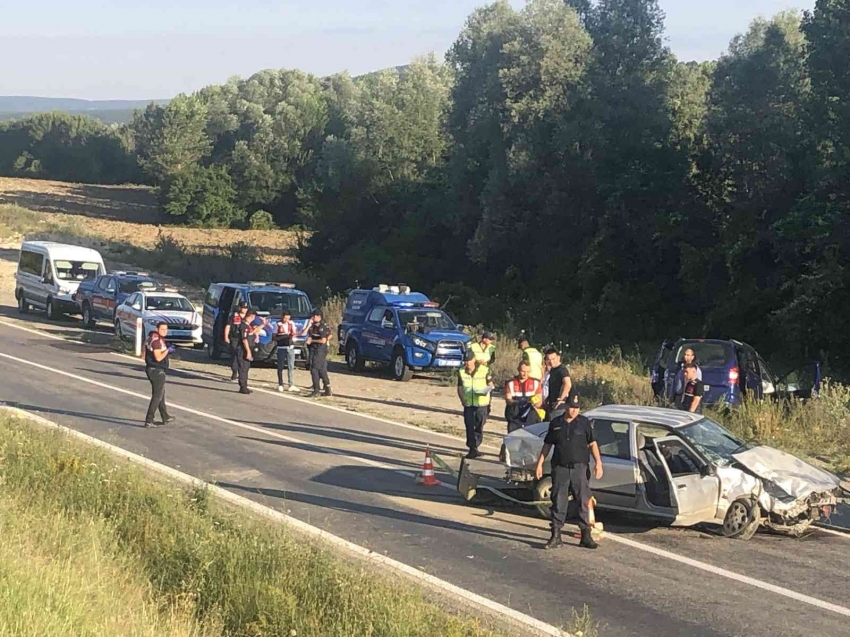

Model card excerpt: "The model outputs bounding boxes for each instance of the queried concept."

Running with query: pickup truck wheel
[391,349,413,382]
[722,498,760,540]
[114,319,124,340]
[82,304,95,328]
[534,477,553,520]
[45,298,59,321]
[346,341,365,372]
[17,291,29,314]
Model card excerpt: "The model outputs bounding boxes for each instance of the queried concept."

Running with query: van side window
[592,420,631,460]
[204,287,220,307]
[42,263,54,285]
[18,250,43,276]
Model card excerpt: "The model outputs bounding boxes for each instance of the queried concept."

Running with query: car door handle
[677,484,687,489]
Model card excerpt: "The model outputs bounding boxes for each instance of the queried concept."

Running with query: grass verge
[0,413,595,637]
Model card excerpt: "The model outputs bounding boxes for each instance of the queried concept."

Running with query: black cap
[463,349,476,362]
[238,301,249,309]
[245,306,258,316]
[566,394,580,409]
[481,330,495,340]
[311,308,323,318]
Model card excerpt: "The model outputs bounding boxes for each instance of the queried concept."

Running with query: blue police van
[337,284,471,381]
[202,282,312,363]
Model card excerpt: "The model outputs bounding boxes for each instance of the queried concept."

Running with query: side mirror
[700,464,716,478]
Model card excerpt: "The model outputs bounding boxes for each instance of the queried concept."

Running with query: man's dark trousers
[229,344,239,379]
[310,346,330,391]
[549,463,592,531]
[236,348,251,392]
[145,367,169,423]
[463,405,488,452]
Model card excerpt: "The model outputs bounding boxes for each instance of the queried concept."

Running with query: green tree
[162,165,243,227]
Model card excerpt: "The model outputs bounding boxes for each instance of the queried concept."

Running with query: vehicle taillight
[728,366,740,385]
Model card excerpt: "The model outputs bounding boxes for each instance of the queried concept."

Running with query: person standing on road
[677,363,704,414]
[535,394,603,550]
[274,309,300,393]
[469,330,496,369]
[302,309,332,398]
[224,302,248,382]
[518,333,544,381]
[543,347,572,416]
[234,307,256,395]
[457,349,494,459]
[142,321,175,428]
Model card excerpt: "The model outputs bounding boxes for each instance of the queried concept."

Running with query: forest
[1,0,848,374]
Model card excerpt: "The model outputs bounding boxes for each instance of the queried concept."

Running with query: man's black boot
[579,527,598,550]
[323,386,333,397]
[544,528,563,549]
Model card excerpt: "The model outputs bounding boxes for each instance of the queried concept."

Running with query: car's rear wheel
[82,304,95,329]
[534,477,553,520]
[346,340,365,372]
[391,349,413,382]
[17,291,29,314]
[722,498,760,540]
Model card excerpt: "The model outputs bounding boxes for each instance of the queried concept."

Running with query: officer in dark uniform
[535,394,603,549]
[143,321,175,428]
[224,302,248,382]
[302,308,332,397]
[234,306,257,395]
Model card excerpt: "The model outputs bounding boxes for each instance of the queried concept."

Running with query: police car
[114,287,203,348]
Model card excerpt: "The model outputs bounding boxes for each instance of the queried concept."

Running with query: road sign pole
[135,318,143,357]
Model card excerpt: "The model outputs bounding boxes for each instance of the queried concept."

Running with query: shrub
[162,165,245,227]
[247,210,277,230]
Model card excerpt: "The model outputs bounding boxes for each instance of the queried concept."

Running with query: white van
[15,241,106,320]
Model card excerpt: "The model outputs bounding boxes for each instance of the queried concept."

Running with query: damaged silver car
[460,405,843,539]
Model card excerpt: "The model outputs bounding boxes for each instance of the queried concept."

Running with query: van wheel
[17,291,29,314]
[45,298,59,321]
[346,341,365,372]
[391,349,413,382]
[722,498,761,540]
[534,477,553,520]
[82,304,95,328]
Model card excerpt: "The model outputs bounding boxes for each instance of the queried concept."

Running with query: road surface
[0,315,848,637]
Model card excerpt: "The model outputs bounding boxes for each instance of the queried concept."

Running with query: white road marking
[1,348,850,620]
[0,318,499,451]
[815,525,850,539]
[0,405,569,637]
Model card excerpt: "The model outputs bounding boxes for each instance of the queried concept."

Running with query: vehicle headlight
[145,318,159,327]
[411,336,436,351]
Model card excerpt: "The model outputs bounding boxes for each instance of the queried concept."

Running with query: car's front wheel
[722,498,760,540]
[391,349,413,382]
[534,476,553,520]
[114,319,124,340]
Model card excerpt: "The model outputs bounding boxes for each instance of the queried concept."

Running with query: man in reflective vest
[504,361,544,432]
[469,330,496,369]
[518,333,544,381]
[457,349,494,459]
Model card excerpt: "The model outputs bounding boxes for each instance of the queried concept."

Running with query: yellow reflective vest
[522,346,544,381]
[458,364,493,407]
[469,341,496,367]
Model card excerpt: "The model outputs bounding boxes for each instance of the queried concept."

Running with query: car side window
[367,308,384,323]
[591,419,631,460]
[656,439,701,476]
[97,276,110,291]
[105,279,117,294]
[126,293,138,308]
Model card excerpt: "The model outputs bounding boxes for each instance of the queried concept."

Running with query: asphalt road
[0,316,848,637]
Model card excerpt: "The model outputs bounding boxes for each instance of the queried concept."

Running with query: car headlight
[411,336,436,351]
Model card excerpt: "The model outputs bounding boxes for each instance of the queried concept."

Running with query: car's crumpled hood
[732,445,840,499]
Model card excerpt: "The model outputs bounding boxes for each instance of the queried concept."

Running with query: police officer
[535,394,603,549]
[457,349,494,459]
[143,321,175,428]
[234,306,257,395]
[469,330,496,369]
[224,302,248,382]
[302,309,332,398]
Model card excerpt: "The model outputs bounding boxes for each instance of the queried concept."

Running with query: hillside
[0,96,169,124]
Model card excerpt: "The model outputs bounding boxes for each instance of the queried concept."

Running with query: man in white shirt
[274,310,300,392]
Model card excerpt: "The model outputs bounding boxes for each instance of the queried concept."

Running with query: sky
[0,0,814,100]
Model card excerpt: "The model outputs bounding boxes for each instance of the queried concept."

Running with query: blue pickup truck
[73,272,158,328]
[337,285,471,381]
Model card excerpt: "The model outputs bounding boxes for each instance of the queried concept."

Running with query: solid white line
[4,322,850,619]
[815,525,850,539]
[0,405,568,637]
[0,317,498,451]
[606,533,850,618]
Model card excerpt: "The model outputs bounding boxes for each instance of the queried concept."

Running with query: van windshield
[249,292,311,318]
[398,310,456,331]
[54,260,101,281]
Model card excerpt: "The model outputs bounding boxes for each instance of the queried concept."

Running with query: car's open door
[653,436,720,527]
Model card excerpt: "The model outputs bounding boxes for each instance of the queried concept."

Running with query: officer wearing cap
[234,306,257,394]
[535,394,603,549]
[457,349,495,459]
[469,330,496,369]
[224,302,248,382]
[301,308,333,397]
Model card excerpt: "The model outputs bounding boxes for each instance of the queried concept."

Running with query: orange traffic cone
[416,446,441,487]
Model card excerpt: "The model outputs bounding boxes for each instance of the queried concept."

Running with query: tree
[162,165,243,227]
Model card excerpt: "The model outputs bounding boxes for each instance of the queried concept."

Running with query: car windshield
[677,418,750,466]
[54,260,101,281]
[119,280,156,294]
[398,310,456,331]
[249,291,311,318]
[145,296,194,312]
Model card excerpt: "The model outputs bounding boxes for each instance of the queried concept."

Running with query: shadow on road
[1,401,145,428]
